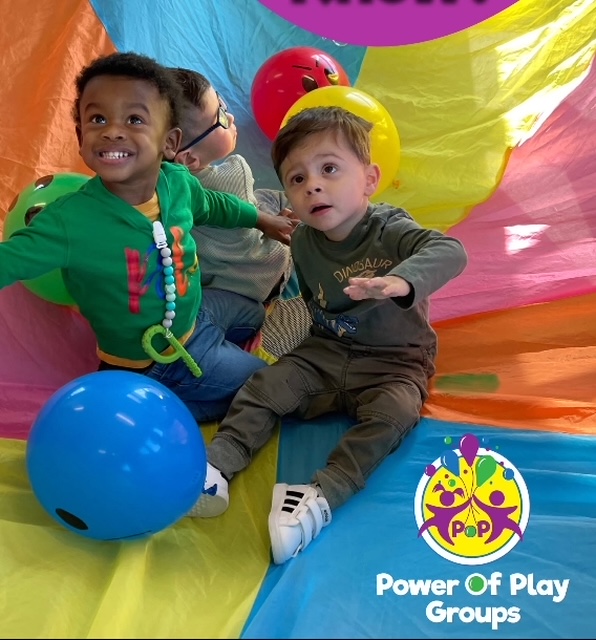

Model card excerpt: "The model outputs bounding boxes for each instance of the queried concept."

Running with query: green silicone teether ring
[142,324,203,377]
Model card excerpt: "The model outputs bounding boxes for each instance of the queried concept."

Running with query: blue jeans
[147,289,268,423]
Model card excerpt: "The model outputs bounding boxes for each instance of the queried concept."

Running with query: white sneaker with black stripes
[268,483,332,565]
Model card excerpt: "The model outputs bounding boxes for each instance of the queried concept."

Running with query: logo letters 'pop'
[414,433,530,565]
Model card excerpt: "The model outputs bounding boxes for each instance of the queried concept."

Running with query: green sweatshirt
[0,163,258,362]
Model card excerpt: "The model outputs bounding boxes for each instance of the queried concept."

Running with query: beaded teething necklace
[141,221,202,377]
[152,220,176,329]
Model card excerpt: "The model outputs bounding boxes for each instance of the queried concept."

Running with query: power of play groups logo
[414,433,530,565]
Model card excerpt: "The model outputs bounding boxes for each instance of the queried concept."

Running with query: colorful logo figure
[414,433,530,565]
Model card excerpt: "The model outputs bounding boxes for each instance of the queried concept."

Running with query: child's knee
[245,359,309,410]
[359,383,422,427]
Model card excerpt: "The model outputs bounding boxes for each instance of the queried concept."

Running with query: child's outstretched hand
[257,211,299,245]
[343,275,411,300]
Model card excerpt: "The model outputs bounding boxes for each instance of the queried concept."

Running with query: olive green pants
[208,334,435,510]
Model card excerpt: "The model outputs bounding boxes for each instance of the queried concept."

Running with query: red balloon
[251,47,351,141]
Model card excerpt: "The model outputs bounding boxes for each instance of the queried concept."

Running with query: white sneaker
[187,463,229,518]
[268,483,332,565]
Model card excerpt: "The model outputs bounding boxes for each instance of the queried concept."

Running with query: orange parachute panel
[0,0,115,234]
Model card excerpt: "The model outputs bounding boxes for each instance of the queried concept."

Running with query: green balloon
[476,454,498,487]
[4,173,90,306]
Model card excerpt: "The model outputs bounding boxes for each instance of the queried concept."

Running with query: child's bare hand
[257,211,299,245]
[343,275,411,300]
[279,207,300,222]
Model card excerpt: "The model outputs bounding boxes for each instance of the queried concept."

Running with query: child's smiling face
[77,75,181,204]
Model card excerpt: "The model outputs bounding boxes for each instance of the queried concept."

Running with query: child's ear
[163,127,182,161]
[174,148,195,167]
[364,163,381,197]
[75,126,82,147]
[174,147,205,171]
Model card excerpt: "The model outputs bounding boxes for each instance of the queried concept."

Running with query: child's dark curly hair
[72,51,183,130]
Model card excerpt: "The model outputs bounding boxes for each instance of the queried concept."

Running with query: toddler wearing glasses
[171,67,299,311]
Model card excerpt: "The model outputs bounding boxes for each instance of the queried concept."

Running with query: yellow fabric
[0,426,279,639]
[357,0,596,230]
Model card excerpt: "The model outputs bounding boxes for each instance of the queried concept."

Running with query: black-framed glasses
[179,92,230,152]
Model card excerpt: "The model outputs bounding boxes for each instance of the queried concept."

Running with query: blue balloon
[441,449,460,477]
[26,371,206,541]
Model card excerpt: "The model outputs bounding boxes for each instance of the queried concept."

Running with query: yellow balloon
[281,85,401,197]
